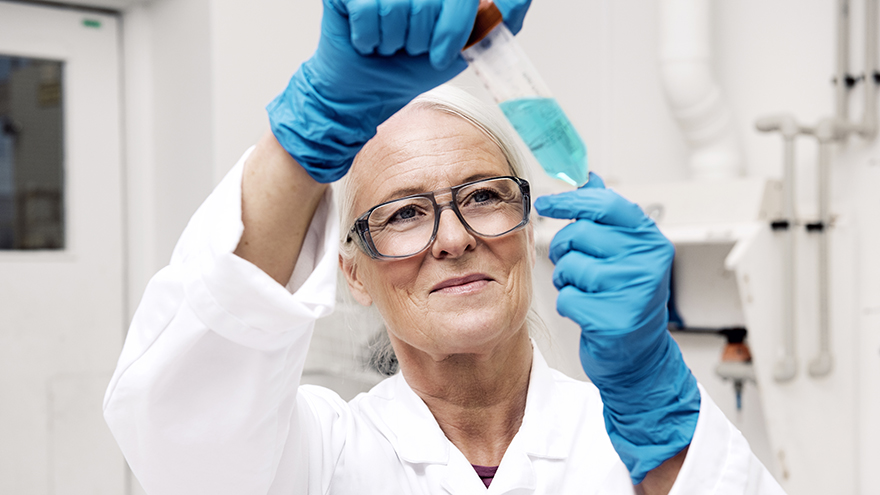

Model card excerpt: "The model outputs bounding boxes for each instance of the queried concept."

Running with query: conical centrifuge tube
[464,1,588,187]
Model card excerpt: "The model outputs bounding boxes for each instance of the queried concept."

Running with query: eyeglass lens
[366,177,526,258]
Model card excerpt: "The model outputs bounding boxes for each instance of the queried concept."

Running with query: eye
[472,189,499,203]
[369,197,434,233]
[390,204,420,222]
[460,186,504,208]
[379,201,431,229]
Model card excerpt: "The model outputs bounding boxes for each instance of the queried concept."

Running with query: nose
[431,206,477,259]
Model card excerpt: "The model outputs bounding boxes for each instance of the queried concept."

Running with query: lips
[430,273,494,293]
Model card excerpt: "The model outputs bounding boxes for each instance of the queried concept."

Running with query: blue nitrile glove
[533,172,700,485]
[268,0,532,183]
[494,0,532,34]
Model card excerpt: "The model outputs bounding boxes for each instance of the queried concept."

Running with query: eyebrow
[378,172,504,205]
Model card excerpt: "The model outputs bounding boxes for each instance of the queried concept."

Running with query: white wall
[209,0,322,183]
[120,0,880,493]
[124,0,214,315]
[123,0,320,310]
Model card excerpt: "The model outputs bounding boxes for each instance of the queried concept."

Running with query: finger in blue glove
[534,174,646,234]
[405,1,440,55]
[430,0,480,69]
[377,0,409,56]
[493,0,532,35]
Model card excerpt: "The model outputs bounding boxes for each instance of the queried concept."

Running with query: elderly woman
[104,1,783,494]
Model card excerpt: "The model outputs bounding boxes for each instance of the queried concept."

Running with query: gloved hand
[268,0,532,183]
[533,173,700,485]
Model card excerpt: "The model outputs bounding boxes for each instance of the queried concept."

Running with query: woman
[104,1,783,493]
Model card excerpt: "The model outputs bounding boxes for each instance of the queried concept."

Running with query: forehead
[349,107,510,215]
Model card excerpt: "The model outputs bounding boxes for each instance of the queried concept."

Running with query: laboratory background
[0,0,877,493]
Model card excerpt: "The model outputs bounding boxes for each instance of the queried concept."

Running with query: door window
[0,54,64,249]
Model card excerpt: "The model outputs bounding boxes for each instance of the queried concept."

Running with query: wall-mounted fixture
[755,0,879,380]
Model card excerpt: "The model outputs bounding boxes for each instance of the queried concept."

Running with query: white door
[0,2,125,493]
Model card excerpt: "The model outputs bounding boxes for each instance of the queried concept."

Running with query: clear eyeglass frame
[347,175,531,260]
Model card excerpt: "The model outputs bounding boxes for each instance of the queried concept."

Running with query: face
[341,107,535,362]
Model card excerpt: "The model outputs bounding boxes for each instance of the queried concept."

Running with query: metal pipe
[806,0,878,375]
[836,0,852,121]
[859,0,878,138]
[775,136,798,381]
[755,114,805,381]
[809,130,835,377]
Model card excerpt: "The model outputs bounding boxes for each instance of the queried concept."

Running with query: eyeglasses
[347,176,531,260]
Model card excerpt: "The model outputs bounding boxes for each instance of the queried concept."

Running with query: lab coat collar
[517,344,570,460]
[383,342,572,466]
[386,372,451,465]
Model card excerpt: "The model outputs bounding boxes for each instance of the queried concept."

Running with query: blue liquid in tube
[499,97,588,187]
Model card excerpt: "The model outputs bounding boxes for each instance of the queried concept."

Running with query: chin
[428,308,526,355]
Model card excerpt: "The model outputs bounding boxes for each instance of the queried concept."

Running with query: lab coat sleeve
[102,147,343,495]
[668,385,786,494]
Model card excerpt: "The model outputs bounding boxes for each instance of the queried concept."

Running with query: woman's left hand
[533,173,700,485]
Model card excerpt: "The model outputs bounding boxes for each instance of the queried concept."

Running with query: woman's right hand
[268,0,478,184]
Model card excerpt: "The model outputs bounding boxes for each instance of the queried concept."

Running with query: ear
[339,254,373,307]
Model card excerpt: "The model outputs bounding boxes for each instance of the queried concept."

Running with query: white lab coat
[104,148,785,494]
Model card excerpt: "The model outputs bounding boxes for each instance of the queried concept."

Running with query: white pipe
[778,136,797,382]
[860,0,878,139]
[805,0,878,377]
[836,0,852,121]
[659,0,743,180]
[837,0,878,138]
[755,114,806,382]
[809,120,840,377]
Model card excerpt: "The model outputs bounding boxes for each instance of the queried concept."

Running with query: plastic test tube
[463,1,588,187]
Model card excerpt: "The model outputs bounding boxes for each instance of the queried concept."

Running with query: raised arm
[233,131,326,285]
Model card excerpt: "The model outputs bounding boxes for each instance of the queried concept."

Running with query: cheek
[360,257,425,316]
[495,235,535,304]
[527,224,536,268]
[510,256,534,308]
